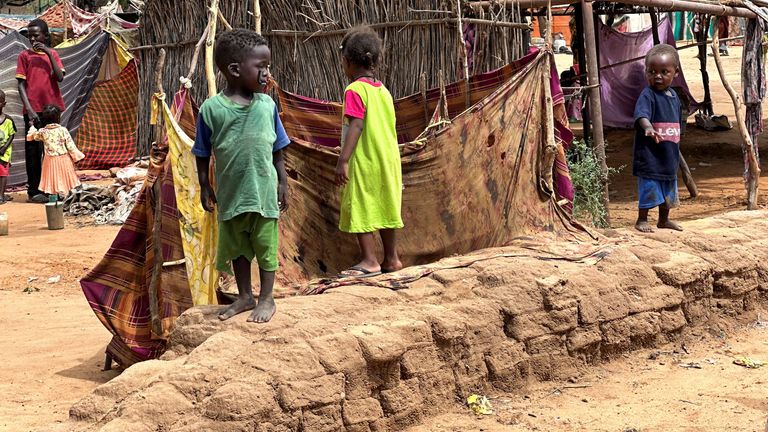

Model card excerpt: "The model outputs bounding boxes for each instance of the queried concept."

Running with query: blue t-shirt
[632,86,682,181]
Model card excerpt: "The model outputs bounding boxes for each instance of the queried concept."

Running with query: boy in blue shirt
[633,44,683,233]
[192,29,290,323]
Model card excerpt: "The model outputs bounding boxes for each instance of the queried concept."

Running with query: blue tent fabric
[0,30,109,186]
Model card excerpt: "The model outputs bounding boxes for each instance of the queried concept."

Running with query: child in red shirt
[16,19,65,203]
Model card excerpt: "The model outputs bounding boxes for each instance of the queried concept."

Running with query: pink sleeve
[344,89,365,119]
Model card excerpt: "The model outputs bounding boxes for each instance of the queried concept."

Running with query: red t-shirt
[16,49,66,114]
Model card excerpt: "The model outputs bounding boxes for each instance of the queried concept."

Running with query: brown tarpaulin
[277,51,585,285]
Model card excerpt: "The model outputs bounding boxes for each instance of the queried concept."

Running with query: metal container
[45,201,64,230]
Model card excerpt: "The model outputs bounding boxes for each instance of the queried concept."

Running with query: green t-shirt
[192,93,290,221]
[0,116,17,163]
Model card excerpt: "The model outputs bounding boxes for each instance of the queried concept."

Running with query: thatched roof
[136,0,528,154]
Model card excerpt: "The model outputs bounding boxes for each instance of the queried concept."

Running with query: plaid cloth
[76,59,138,170]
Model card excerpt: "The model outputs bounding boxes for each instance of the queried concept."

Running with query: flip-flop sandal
[338,265,382,279]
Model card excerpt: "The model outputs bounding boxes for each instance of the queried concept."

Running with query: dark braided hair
[340,26,382,69]
[27,18,52,46]
[214,29,269,72]
[40,104,62,126]
[645,43,680,69]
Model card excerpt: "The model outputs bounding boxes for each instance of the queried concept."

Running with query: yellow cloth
[155,96,219,306]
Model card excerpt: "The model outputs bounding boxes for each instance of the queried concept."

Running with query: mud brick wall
[59,211,768,432]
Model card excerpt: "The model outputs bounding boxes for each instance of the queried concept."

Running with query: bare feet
[218,297,256,321]
[658,220,683,231]
[380,258,403,273]
[247,298,276,323]
[635,220,654,233]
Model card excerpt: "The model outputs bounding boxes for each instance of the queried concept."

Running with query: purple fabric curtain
[598,16,698,128]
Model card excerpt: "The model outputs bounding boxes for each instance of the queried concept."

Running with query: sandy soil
[0,46,766,432]
[411,322,768,432]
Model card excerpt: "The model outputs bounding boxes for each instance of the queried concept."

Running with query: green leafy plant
[567,138,621,228]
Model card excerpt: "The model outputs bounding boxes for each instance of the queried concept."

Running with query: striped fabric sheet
[279,51,546,148]
[0,30,109,185]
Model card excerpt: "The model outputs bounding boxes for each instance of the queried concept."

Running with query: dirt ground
[0,46,766,432]
[410,322,768,432]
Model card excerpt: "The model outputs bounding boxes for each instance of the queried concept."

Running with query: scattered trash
[698,162,713,167]
[704,358,717,365]
[679,399,702,406]
[623,428,640,432]
[581,398,589,403]
[750,314,767,330]
[47,275,61,284]
[679,362,702,369]
[682,344,690,354]
[648,350,672,360]
[22,287,40,294]
[27,277,38,283]
[733,357,765,369]
[467,394,494,415]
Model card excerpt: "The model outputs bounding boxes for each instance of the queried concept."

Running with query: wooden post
[254,0,262,34]
[712,17,760,209]
[457,0,472,108]
[650,8,661,44]
[205,0,220,98]
[580,0,610,225]
[148,48,167,338]
[186,23,210,82]
[541,0,557,191]
[679,153,699,197]
[697,15,714,116]
[575,4,590,141]
[63,0,69,41]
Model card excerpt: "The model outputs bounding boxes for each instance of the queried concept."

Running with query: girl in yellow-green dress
[334,26,403,278]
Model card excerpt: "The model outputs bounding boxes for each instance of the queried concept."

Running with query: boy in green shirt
[0,90,17,204]
[192,29,290,323]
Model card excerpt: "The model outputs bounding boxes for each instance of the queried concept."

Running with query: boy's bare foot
[635,220,654,233]
[380,258,403,273]
[658,220,683,231]
[247,298,276,323]
[218,297,256,321]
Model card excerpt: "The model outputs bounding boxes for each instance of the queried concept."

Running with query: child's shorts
[216,212,279,273]
[0,161,9,177]
[637,177,679,209]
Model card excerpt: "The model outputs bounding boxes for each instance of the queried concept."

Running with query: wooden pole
[580,0,610,225]
[679,152,699,197]
[650,8,661,44]
[205,0,219,98]
[186,23,210,82]
[457,0,472,109]
[697,15,714,116]
[254,0,262,34]
[542,0,558,192]
[148,48,167,338]
[712,17,760,209]
[470,0,755,16]
[63,0,69,41]
[575,4,590,142]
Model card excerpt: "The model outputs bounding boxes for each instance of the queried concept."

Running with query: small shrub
[566,139,620,228]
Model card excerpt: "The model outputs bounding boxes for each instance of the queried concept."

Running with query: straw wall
[136,0,527,155]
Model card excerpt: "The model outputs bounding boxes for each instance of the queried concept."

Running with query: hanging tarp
[598,16,699,129]
[76,59,138,170]
[0,30,109,185]
[276,50,581,281]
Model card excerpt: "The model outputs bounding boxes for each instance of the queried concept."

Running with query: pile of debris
[64,162,148,225]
